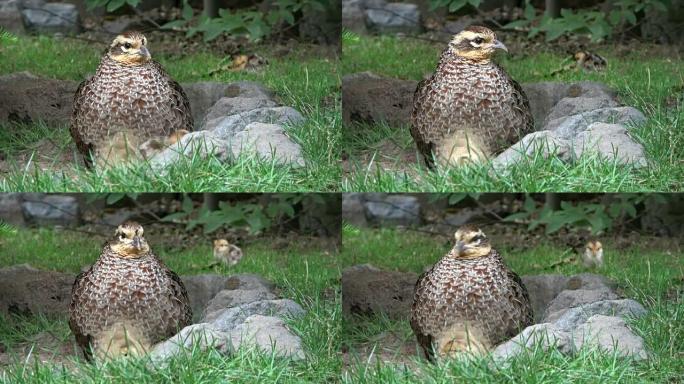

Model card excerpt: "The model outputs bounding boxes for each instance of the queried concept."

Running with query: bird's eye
[123,42,132,49]
[473,37,484,45]
[471,234,485,243]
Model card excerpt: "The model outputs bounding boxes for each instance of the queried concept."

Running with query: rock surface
[542,288,619,322]
[492,323,571,362]
[21,2,80,35]
[342,72,417,127]
[365,2,421,35]
[203,289,276,321]
[230,123,306,168]
[206,299,306,327]
[149,323,232,365]
[202,97,277,126]
[181,81,275,124]
[204,106,305,136]
[341,264,418,319]
[0,264,75,316]
[19,193,80,227]
[550,299,648,332]
[0,72,77,125]
[571,315,648,360]
[230,315,305,360]
[363,194,421,227]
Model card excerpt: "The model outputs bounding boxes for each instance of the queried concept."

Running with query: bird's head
[108,31,151,66]
[214,239,230,253]
[110,221,150,258]
[451,225,491,259]
[448,26,507,63]
[584,240,603,258]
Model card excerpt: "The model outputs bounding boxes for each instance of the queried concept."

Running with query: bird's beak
[492,39,508,53]
[455,241,467,255]
[138,46,151,59]
[132,236,143,250]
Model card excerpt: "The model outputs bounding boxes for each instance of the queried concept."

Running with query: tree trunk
[545,0,560,18]
[204,0,219,18]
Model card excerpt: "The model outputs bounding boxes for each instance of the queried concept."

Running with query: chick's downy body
[411,226,533,359]
[70,31,193,168]
[411,26,533,167]
[69,222,192,360]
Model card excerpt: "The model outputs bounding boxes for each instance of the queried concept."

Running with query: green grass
[0,228,343,383]
[337,228,684,383]
[342,35,684,192]
[0,35,340,192]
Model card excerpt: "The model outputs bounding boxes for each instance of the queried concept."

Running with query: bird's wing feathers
[151,61,194,132]
[410,78,437,168]
[69,268,94,360]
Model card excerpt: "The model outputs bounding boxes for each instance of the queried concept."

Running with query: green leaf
[523,195,536,213]
[105,193,126,205]
[160,212,188,222]
[448,0,468,13]
[181,195,193,214]
[625,10,637,25]
[182,0,193,20]
[524,1,535,20]
[106,0,126,12]
[161,19,188,29]
[448,193,468,205]
[503,19,531,29]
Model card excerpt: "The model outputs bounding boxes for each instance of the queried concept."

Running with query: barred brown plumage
[70,31,193,168]
[410,225,533,360]
[68,222,192,361]
[410,26,534,168]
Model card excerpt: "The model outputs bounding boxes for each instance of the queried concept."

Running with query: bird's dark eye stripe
[123,42,132,49]
[473,37,484,44]
[471,234,486,242]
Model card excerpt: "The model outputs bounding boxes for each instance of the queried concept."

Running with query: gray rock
[571,123,647,167]
[544,96,619,126]
[202,289,276,321]
[543,288,619,323]
[365,2,421,35]
[202,97,277,127]
[149,131,230,170]
[565,81,617,101]
[149,323,232,366]
[342,193,367,227]
[181,274,276,322]
[229,122,306,168]
[208,299,305,329]
[341,264,418,319]
[229,315,305,360]
[0,264,75,316]
[521,82,572,126]
[571,315,648,360]
[492,323,571,362]
[521,274,571,323]
[521,81,618,125]
[0,72,77,125]
[342,0,367,33]
[0,193,25,226]
[641,194,684,237]
[225,274,276,292]
[552,299,648,332]
[181,81,275,124]
[21,194,80,227]
[492,131,571,171]
[545,106,647,139]
[181,274,234,321]
[206,107,305,137]
[0,0,24,34]
[565,273,616,291]
[342,71,417,127]
[363,194,421,227]
[21,2,80,35]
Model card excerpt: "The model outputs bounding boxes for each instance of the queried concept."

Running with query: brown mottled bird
[70,31,193,168]
[213,239,244,266]
[582,240,604,268]
[410,225,533,360]
[69,222,192,361]
[411,26,534,168]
